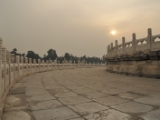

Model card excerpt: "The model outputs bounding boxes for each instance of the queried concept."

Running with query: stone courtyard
[2,67,160,120]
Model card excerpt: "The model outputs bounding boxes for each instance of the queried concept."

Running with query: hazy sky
[0,0,160,57]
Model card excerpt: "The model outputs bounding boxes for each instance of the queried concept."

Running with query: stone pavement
[2,67,160,120]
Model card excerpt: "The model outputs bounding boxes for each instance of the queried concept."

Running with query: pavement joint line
[41,75,88,120]
[4,68,160,120]
[61,72,133,104]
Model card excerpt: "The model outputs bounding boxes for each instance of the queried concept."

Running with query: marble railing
[107,28,160,60]
[0,37,105,119]
[106,28,160,78]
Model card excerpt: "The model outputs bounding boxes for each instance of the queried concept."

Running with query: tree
[43,49,57,61]
[26,51,41,63]
[64,53,71,61]
[10,48,18,55]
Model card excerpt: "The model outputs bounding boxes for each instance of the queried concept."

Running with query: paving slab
[18,77,32,83]
[4,94,29,111]
[25,87,46,92]
[26,92,55,102]
[140,108,160,120]
[119,92,143,100]
[59,95,91,105]
[134,95,160,106]
[8,83,26,94]
[73,87,97,94]
[79,91,107,99]
[3,111,35,120]
[26,90,49,96]
[69,102,108,116]
[129,88,157,96]
[111,101,153,114]
[102,88,125,95]
[84,109,134,120]
[3,67,160,120]
[32,107,79,120]
[93,96,129,106]
[48,88,70,95]
[69,118,85,120]
[29,100,63,110]
[54,92,78,98]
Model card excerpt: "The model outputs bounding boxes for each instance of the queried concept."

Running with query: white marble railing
[107,28,160,58]
[0,37,105,119]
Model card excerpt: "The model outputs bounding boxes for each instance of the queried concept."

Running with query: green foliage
[26,51,41,63]
[58,53,105,63]
[43,49,57,61]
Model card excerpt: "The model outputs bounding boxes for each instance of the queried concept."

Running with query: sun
[111,30,116,35]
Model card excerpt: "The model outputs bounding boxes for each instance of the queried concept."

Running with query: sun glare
[111,30,116,35]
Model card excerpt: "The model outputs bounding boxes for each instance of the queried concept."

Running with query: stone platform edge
[106,60,160,78]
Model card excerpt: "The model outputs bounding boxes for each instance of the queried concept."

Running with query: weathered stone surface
[93,96,129,106]
[102,88,125,95]
[3,67,160,120]
[3,111,35,120]
[59,95,91,105]
[26,90,48,96]
[54,92,78,98]
[25,87,46,92]
[73,87,97,94]
[48,88,70,95]
[119,92,142,100]
[134,93,160,106]
[4,94,29,111]
[69,102,108,116]
[26,93,55,102]
[84,109,133,120]
[32,107,79,120]
[112,101,153,114]
[9,83,26,94]
[79,91,107,99]
[28,100,63,110]
[140,109,160,120]
[70,118,85,120]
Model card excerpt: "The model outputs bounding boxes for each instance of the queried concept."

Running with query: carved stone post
[7,51,11,84]
[10,54,15,63]
[16,55,20,77]
[38,59,40,72]
[29,58,32,74]
[42,60,44,71]
[147,28,152,50]
[25,57,28,75]
[132,33,136,52]
[122,37,125,54]
[33,59,36,73]
[46,60,48,71]
[115,40,118,56]
[0,38,3,97]
[2,47,7,89]
[110,43,113,57]
[21,56,24,75]
[108,45,110,57]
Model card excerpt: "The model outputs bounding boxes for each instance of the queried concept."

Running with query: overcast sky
[0,0,160,57]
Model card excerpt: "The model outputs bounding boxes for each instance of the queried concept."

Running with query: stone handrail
[107,28,160,60]
[0,37,105,119]
[106,28,160,78]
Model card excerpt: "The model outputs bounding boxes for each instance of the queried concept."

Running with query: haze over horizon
[0,0,160,58]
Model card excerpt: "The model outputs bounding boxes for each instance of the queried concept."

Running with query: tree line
[10,48,106,63]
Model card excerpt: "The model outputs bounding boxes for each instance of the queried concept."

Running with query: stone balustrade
[0,37,105,119]
[107,28,160,61]
[106,28,160,78]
